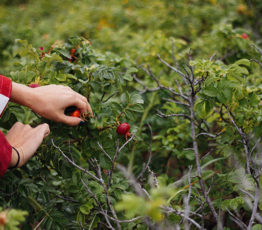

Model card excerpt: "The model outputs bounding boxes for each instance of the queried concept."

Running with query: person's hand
[5,122,50,168]
[10,83,93,126]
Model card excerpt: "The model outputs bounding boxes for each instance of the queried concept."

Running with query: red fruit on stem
[71,49,77,54]
[29,83,40,88]
[71,109,81,118]
[39,47,44,50]
[117,122,130,135]
[241,33,249,40]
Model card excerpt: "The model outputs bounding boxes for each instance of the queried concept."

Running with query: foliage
[1,0,262,229]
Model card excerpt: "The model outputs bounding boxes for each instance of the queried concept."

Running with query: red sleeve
[0,75,12,117]
[0,131,12,177]
[0,75,12,176]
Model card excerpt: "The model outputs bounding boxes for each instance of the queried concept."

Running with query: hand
[5,122,50,168]
[11,83,93,126]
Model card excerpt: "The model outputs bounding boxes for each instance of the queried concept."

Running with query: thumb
[60,115,83,126]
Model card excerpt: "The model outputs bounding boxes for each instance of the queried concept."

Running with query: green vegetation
[1,0,262,229]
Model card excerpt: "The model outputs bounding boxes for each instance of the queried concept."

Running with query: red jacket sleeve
[0,75,12,177]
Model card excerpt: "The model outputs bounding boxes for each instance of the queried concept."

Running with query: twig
[184,166,192,230]
[117,164,146,197]
[225,106,251,175]
[227,209,247,230]
[157,109,191,120]
[140,64,189,101]
[157,54,187,80]
[162,206,201,230]
[94,159,122,230]
[137,124,153,180]
[81,178,114,230]
[163,98,189,107]
[97,142,113,163]
[51,139,102,183]
[247,184,260,230]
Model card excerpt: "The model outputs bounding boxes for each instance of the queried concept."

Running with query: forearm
[10,82,35,108]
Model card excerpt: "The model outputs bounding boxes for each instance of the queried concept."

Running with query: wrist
[10,82,35,109]
[9,147,18,168]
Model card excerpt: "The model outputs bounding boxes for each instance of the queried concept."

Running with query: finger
[74,94,93,117]
[85,101,93,117]
[72,98,89,114]
[8,122,24,132]
[35,123,50,138]
[60,115,83,126]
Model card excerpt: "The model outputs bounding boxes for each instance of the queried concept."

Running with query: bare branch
[51,139,102,183]
[97,142,113,163]
[247,185,260,230]
[163,97,189,107]
[81,178,115,229]
[209,52,216,61]
[227,209,247,230]
[157,109,191,120]
[157,54,187,80]
[101,212,143,223]
[137,123,153,180]
[117,164,147,197]
[189,94,218,221]
[225,106,251,175]
[184,166,192,230]
[139,64,189,101]
[162,206,201,230]
[196,130,223,139]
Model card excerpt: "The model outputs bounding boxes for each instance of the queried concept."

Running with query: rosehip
[117,122,130,135]
[71,49,77,54]
[71,109,81,118]
[241,33,249,40]
[29,83,40,88]
[39,47,44,51]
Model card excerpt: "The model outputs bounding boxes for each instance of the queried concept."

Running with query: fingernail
[79,121,85,126]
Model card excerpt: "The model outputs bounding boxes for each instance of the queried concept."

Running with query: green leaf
[130,94,144,104]
[235,59,250,67]
[80,200,94,215]
[128,104,144,113]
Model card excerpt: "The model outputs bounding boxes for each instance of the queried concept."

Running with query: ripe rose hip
[71,49,77,54]
[29,83,40,88]
[117,122,130,135]
[71,109,81,118]
[241,33,249,40]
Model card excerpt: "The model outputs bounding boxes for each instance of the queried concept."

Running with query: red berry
[241,33,249,40]
[71,49,77,54]
[71,109,81,118]
[117,122,130,135]
[39,47,44,50]
[29,83,40,88]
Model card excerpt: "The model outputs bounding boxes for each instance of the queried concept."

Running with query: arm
[0,131,12,177]
[10,82,93,126]
[0,75,12,176]
[0,77,93,176]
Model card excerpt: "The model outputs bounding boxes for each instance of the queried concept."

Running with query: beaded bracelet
[9,146,20,169]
